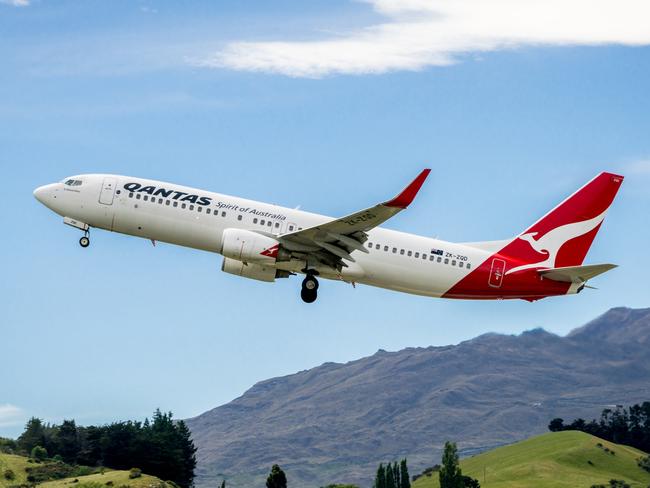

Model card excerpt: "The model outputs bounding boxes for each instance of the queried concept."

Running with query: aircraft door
[99,177,117,205]
[488,258,506,288]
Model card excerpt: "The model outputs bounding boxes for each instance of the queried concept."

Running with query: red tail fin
[503,172,624,273]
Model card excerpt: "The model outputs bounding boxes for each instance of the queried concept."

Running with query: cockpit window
[63,179,83,186]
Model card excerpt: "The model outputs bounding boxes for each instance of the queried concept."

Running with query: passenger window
[143,195,148,201]
[289,225,294,231]
[437,257,442,263]
[159,198,163,204]
[392,247,397,253]
[375,244,380,250]
[452,260,456,266]
[260,219,265,225]
[238,215,242,221]
[368,242,373,248]
[422,254,427,260]
[400,249,405,255]
[268,221,272,227]
[254,218,258,224]
[415,252,419,258]
[407,251,412,257]
[129,192,133,198]
[165,200,170,206]
[173,201,178,207]
[459,262,464,268]
[275,222,279,228]
[430,255,434,261]
[299,227,302,230]
[136,194,141,200]
[182,203,186,209]
[222,211,226,217]
[197,206,202,213]
[189,205,195,211]
[467,263,472,270]
[206,208,211,214]
[384,246,389,252]
[444,258,449,264]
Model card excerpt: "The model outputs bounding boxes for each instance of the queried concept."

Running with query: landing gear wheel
[302,275,319,292]
[301,288,317,303]
[79,236,90,248]
[300,274,319,303]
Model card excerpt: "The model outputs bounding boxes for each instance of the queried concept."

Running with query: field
[1,453,166,488]
[412,431,650,488]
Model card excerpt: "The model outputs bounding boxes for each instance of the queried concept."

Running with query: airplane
[33,170,623,303]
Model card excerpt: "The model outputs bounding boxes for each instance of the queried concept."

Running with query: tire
[79,236,90,248]
[302,275,319,291]
[301,288,317,303]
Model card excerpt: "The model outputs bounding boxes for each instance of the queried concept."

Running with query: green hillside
[1,452,168,488]
[1,452,33,486]
[413,431,650,488]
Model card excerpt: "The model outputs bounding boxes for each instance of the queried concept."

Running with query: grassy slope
[39,470,164,488]
[0,453,33,486]
[413,431,650,488]
[1,453,164,488]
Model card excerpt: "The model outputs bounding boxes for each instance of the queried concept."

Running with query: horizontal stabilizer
[538,263,617,283]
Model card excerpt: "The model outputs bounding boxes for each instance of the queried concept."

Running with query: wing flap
[538,263,617,283]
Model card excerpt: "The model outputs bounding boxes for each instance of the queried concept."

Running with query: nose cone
[33,185,49,204]
[33,183,60,211]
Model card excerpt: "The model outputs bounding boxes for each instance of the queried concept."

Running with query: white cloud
[196,0,650,77]
[0,0,30,6]
[0,404,25,428]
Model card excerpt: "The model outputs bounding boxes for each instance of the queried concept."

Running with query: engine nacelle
[221,228,284,264]
[221,257,278,282]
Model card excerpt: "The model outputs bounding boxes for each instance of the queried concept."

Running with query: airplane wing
[278,169,431,270]
[538,263,617,283]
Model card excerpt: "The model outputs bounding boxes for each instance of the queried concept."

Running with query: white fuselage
[33,174,496,298]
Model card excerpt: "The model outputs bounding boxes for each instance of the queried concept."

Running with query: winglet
[383,169,431,208]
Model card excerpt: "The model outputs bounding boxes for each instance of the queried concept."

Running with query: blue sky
[1,0,649,437]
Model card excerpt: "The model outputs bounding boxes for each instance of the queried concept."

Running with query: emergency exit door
[99,177,117,205]
[488,258,506,288]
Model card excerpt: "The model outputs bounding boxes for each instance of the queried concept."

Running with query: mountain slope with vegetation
[187,307,650,487]
[412,431,650,488]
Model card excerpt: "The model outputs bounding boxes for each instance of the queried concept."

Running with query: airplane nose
[33,185,48,204]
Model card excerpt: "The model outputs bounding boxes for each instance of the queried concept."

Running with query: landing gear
[300,273,319,303]
[79,231,90,248]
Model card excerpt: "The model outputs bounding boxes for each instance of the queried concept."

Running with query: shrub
[129,468,142,479]
[30,446,48,462]
[4,469,16,480]
[638,456,650,472]
[106,482,113,486]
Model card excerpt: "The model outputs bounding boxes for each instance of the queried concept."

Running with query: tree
[462,475,481,488]
[31,445,48,461]
[386,463,395,488]
[18,418,46,454]
[374,463,386,488]
[56,420,80,464]
[220,481,226,488]
[548,418,564,432]
[266,464,287,488]
[399,459,410,488]
[439,442,463,488]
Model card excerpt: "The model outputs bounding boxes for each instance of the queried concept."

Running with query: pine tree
[374,463,386,488]
[400,459,410,488]
[56,420,80,464]
[386,463,395,488]
[220,481,226,488]
[393,462,399,488]
[176,420,197,488]
[17,418,46,454]
[266,464,287,488]
[439,442,463,488]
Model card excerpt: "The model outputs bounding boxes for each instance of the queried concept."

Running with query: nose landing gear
[300,273,319,303]
[79,231,90,248]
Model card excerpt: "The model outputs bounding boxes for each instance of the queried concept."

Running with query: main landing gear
[79,230,90,248]
[300,272,319,303]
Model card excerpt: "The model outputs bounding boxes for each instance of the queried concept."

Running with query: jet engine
[221,257,282,282]
[220,228,289,264]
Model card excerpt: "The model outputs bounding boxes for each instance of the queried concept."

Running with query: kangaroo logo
[506,210,607,275]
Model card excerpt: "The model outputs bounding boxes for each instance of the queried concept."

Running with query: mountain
[185,307,650,487]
